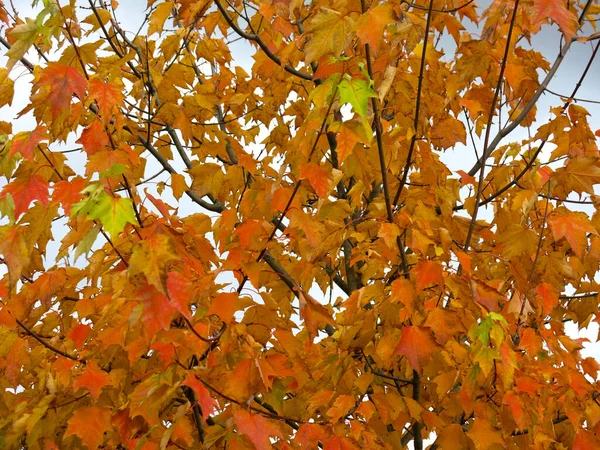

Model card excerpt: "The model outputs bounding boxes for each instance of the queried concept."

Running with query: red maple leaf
[76,120,109,156]
[234,410,282,450]
[64,406,112,449]
[52,177,86,215]
[1,174,49,218]
[38,63,86,118]
[9,126,46,160]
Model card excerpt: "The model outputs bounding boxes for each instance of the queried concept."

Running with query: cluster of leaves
[1,0,600,448]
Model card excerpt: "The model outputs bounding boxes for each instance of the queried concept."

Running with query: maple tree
[1,0,600,448]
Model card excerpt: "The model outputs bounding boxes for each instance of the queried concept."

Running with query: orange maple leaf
[534,0,578,42]
[0,226,29,287]
[298,290,335,341]
[52,177,86,215]
[394,326,441,374]
[76,120,109,156]
[549,211,597,260]
[413,260,444,292]
[64,406,112,449]
[234,409,283,450]
[299,162,332,198]
[73,360,110,400]
[89,79,123,119]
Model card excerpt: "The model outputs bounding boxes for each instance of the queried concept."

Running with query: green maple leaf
[72,184,137,239]
[91,194,136,239]
[337,77,377,121]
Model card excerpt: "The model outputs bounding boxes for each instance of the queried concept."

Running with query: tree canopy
[1,0,600,448]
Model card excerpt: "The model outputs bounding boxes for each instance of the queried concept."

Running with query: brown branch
[463,0,520,252]
[412,370,423,450]
[544,87,600,105]
[182,317,226,343]
[392,0,434,207]
[182,386,205,443]
[402,0,476,13]
[214,0,313,81]
[467,0,596,176]
[132,131,226,212]
[456,36,600,212]
[16,317,80,361]
[361,1,392,224]
[236,84,339,295]
[0,35,34,71]
[201,379,318,425]
[559,292,598,299]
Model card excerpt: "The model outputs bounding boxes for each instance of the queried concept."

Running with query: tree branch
[467,0,596,177]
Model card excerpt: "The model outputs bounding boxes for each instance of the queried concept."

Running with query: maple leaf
[466,419,504,449]
[431,116,467,149]
[9,126,46,160]
[129,371,176,427]
[129,233,180,294]
[0,67,14,107]
[304,9,354,63]
[67,323,93,349]
[206,292,252,324]
[295,424,329,447]
[37,63,87,118]
[536,282,559,316]
[5,18,39,72]
[89,79,123,119]
[503,391,526,430]
[338,77,377,121]
[234,410,283,450]
[0,174,49,218]
[299,162,332,198]
[573,428,600,450]
[166,271,194,319]
[470,279,506,313]
[148,2,174,35]
[394,326,441,374]
[533,0,578,42]
[52,177,86,215]
[498,224,538,259]
[76,120,109,155]
[73,360,110,400]
[354,3,396,52]
[549,211,597,260]
[390,277,416,316]
[0,226,29,287]
[298,290,335,341]
[329,120,370,163]
[413,260,444,292]
[64,406,112,449]
[181,374,219,418]
[136,282,179,336]
[435,424,469,449]
[552,157,600,196]
[91,194,137,238]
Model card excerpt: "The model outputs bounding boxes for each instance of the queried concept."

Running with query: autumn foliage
[2,0,600,448]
